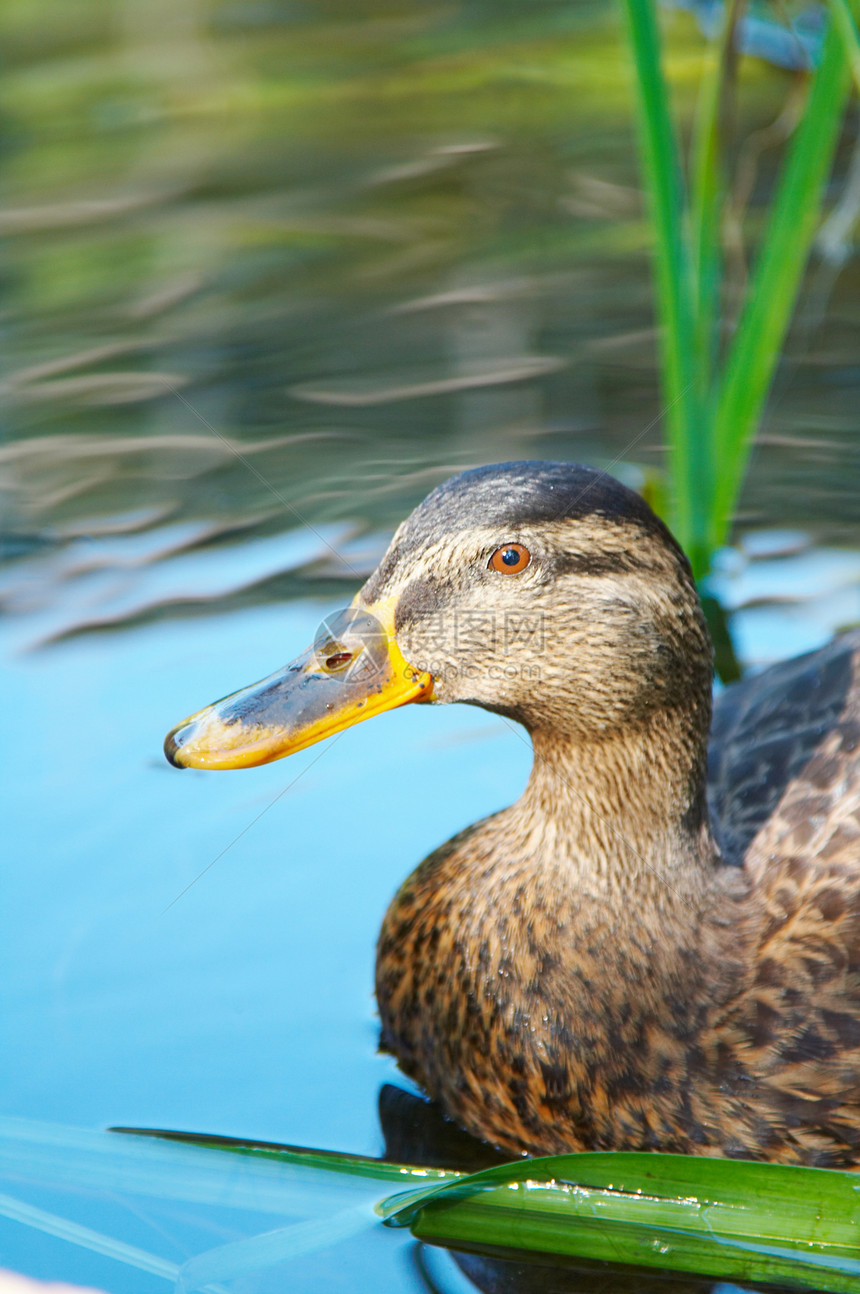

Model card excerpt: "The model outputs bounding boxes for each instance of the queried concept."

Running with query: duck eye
[489,543,530,574]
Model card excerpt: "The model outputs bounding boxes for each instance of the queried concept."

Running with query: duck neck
[519,713,717,908]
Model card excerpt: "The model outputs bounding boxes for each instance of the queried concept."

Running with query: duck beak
[164,599,434,770]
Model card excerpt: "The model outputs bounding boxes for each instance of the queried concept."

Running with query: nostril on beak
[318,635,363,672]
[324,650,354,671]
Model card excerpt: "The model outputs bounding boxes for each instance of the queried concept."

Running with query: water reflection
[5,0,860,558]
[425,1247,788,1294]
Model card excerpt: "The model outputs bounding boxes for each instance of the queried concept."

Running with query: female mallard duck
[166,461,860,1167]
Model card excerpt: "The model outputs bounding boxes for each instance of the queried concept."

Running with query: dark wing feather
[707,630,860,866]
[706,631,860,1166]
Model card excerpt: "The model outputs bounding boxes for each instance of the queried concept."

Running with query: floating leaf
[379,1151,860,1292]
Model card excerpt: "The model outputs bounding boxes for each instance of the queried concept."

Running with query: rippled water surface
[3,2,860,1291]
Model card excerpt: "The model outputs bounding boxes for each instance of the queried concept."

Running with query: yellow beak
[164,599,434,770]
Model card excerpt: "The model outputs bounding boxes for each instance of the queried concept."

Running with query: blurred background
[4,0,860,600]
[2,2,860,1290]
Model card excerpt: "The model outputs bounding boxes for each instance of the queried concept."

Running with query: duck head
[165,461,712,770]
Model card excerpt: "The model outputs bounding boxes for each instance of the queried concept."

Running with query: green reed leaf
[829,0,860,95]
[380,1150,860,1292]
[112,1125,459,1187]
[710,17,851,548]
[688,0,741,403]
[620,0,709,574]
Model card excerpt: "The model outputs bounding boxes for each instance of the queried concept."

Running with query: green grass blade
[620,0,708,571]
[380,1151,860,1292]
[113,1126,460,1186]
[829,0,860,95]
[711,18,851,547]
[688,0,740,398]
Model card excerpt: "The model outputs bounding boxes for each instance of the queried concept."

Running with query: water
[2,2,859,1290]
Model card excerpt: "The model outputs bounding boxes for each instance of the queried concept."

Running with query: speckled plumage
[369,462,860,1166]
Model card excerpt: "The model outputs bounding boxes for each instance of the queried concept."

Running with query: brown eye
[489,543,531,574]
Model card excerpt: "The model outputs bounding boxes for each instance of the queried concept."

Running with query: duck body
[167,461,860,1166]
[376,781,746,1160]
[376,640,860,1164]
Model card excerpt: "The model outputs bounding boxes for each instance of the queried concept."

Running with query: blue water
[1,588,537,1290]
[0,1119,421,1293]
[2,598,529,1150]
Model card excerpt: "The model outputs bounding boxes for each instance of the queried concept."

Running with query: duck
[165,461,860,1167]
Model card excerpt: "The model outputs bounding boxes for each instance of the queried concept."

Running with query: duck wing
[707,631,860,1165]
[707,629,860,868]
